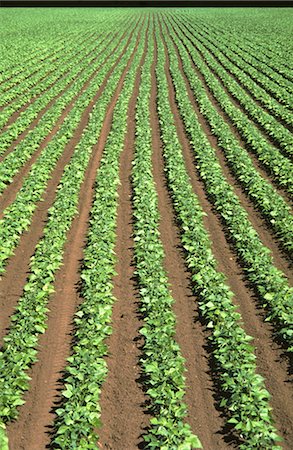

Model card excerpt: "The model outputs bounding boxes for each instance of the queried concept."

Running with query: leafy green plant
[52,21,147,449]
[155,17,282,448]
[132,24,201,449]
[0,21,143,433]
[162,16,293,351]
[159,16,293,255]
[167,17,293,194]
[0,21,142,277]
[174,15,293,159]
[161,17,293,350]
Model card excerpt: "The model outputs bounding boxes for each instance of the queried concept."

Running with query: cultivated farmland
[0,7,292,450]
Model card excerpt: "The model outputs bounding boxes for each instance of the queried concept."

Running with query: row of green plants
[194,17,293,96]
[193,18,293,96]
[234,39,293,83]
[162,18,293,351]
[0,9,125,81]
[0,24,90,88]
[189,11,292,78]
[0,30,109,129]
[0,18,144,434]
[0,33,109,131]
[0,13,131,125]
[175,14,293,148]
[160,17,293,254]
[168,18,293,195]
[131,27,201,449]
[177,15,293,147]
[183,16,293,111]
[0,22,142,277]
[0,17,137,154]
[155,21,282,449]
[0,28,97,103]
[0,23,131,194]
[51,22,147,450]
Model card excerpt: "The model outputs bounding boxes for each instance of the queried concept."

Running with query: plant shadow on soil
[44,248,153,449]
[44,269,85,448]
[42,201,291,450]
[168,205,243,448]
[207,197,293,378]
[181,129,293,378]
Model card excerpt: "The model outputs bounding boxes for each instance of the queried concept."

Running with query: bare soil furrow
[161,19,293,275]
[166,18,292,207]
[183,19,293,133]
[0,24,138,342]
[0,32,105,130]
[98,37,149,450]
[150,35,229,449]
[6,24,143,450]
[0,28,92,91]
[0,26,132,215]
[161,24,293,449]
[162,19,293,268]
[0,27,125,165]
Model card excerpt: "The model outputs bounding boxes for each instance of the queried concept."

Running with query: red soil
[161,21,293,449]
[98,31,149,449]
[1,13,292,450]
[6,22,143,450]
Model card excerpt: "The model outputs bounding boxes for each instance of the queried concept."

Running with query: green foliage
[0,423,8,450]
[0,8,291,449]
[168,18,293,194]
[132,24,201,449]
[0,21,143,429]
[155,17,283,448]
[177,11,293,140]
[162,16,293,351]
[51,20,146,449]
[163,17,293,255]
[0,21,140,277]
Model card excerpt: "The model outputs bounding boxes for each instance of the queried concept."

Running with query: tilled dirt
[161,22,293,450]
[0,31,103,132]
[97,33,149,449]
[5,22,142,450]
[0,23,138,344]
[1,13,292,450]
[166,16,292,208]
[150,38,229,449]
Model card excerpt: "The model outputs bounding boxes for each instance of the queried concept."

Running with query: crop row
[0,17,137,154]
[175,15,293,152]
[192,12,292,76]
[0,9,125,81]
[0,24,131,196]
[193,17,293,96]
[0,25,94,87]
[51,20,147,449]
[193,16,293,93]
[0,32,105,130]
[0,21,141,276]
[0,18,143,435]
[158,18,293,254]
[0,30,111,129]
[0,25,137,273]
[0,29,98,101]
[155,19,282,449]
[175,14,293,153]
[0,13,131,119]
[168,18,293,195]
[162,17,293,351]
[183,16,293,110]
[132,25,201,449]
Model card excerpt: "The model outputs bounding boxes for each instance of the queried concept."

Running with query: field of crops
[0,7,292,449]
